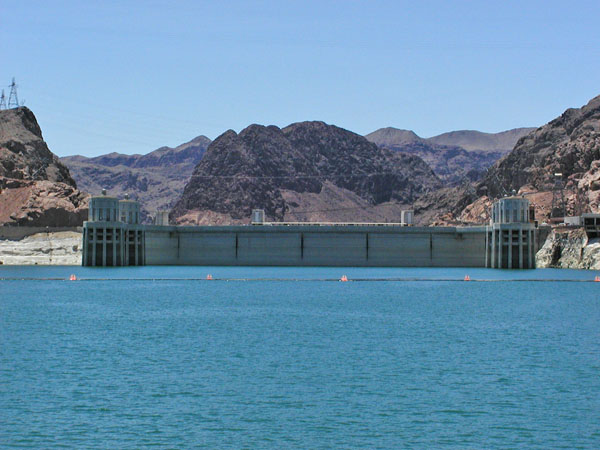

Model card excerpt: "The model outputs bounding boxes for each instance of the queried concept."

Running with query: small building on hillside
[582,213,600,238]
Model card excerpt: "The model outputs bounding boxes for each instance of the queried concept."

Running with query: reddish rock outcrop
[0,177,88,226]
[0,107,89,226]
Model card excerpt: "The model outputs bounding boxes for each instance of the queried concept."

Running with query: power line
[26,87,224,129]
[39,116,168,148]
[190,171,412,180]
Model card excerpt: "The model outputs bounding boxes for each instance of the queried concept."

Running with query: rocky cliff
[61,135,210,222]
[536,228,600,270]
[0,107,75,185]
[0,177,88,226]
[0,107,88,226]
[365,127,533,185]
[171,121,441,224]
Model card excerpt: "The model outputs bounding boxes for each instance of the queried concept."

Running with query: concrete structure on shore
[82,193,540,268]
[83,192,144,267]
[582,213,600,238]
[486,196,538,269]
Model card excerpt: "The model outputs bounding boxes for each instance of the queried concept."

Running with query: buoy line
[1,277,599,283]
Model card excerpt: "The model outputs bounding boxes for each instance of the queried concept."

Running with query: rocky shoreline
[0,231,82,265]
[536,228,600,270]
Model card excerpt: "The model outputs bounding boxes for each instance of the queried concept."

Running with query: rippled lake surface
[1,266,599,449]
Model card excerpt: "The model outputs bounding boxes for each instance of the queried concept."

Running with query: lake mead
[1,266,599,448]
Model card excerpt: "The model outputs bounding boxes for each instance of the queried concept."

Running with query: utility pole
[0,89,6,109]
[8,78,19,108]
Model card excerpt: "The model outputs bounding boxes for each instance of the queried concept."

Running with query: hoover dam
[82,192,543,269]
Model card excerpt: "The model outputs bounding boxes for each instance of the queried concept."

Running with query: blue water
[1,266,599,449]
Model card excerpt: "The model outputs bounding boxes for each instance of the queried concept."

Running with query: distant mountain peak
[427,127,535,152]
[189,135,211,144]
[365,127,424,147]
[365,125,537,186]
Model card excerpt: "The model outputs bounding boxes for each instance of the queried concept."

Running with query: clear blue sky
[1,0,599,157]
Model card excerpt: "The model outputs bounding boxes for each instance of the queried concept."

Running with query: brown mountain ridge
[171,121,442,225]
[365,127,534,185]
[444,94,600,224]
[61,135,211,222]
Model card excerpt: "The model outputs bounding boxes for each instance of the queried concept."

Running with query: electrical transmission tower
[0,89,6,109]
[8,78,19,108]
[551,172,566,218]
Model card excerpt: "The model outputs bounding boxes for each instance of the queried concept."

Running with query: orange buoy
[69,274,77,281]
[595,275,600,282]
[340,275,348,282]
[206,274,213,280]
[464,275,471,281]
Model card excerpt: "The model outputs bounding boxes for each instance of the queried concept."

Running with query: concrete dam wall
[141,225,488,267]
[82,194,539,268]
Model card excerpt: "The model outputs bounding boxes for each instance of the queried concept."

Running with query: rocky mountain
[364,128,423,148]
[442,94,600,224]
[428,128,535,152]
[0,107,75,185]
[61,135,210,222]
[0,107,88,226]
[171,121,442,224]
[365,127,534,184]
